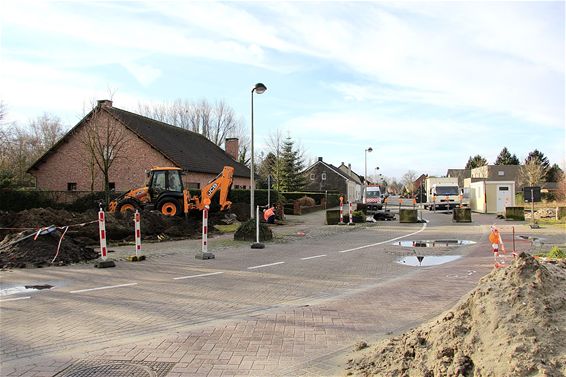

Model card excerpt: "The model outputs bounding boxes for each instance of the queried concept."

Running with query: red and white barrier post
[134,210,142,256]
[196,199,215,259]
[99,209,107,261]
[202,205,208,254]
[348,202,354,225]
[95,209,115,268]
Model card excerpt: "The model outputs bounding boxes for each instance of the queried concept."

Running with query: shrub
[352,210,365,223]
[234,219,273,242]
[297,196,316,206]
[547,246,565,259]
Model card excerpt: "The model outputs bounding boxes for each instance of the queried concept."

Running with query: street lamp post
[364,147,373,202]
[250,83,267,219]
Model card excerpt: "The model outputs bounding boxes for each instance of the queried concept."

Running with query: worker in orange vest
[263,206,276,224]
[489,225,505,262]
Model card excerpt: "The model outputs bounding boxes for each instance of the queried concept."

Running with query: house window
[498,171,505,176]
[321,172,327,180]
[187,182,200,189]
[108,182,116,191]
[67,182,77,191]
[310,173,315,180]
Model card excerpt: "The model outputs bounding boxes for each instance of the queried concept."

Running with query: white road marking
[173,271,224,280]
[300,254,327,260]
[339,222,428,253]
[248,262,285,270]
[70,283,138,294]
[0,296,31,303]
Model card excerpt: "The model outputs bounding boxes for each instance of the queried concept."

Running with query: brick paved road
[0,210,548,376]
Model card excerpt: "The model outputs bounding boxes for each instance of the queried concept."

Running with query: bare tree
[264,130,286,191]
[0,109,65,187]
[401,170,418,195]
[81,104,132,203]
[556,175,566,202]
[386,177,403,195]
[29,113,65,152]
[137,98,244,148]
[520,159,548,187]
[0,101,10,173]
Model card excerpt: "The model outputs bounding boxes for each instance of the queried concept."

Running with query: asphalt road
[0,209,556,376]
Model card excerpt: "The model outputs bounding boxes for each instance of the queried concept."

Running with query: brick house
[302,157,363,203]
[28,100,251,193]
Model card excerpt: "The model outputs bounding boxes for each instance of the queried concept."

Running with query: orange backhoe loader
[108,166,234,216]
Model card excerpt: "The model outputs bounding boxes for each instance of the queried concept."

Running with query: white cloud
[121,62,162,87]
[0,1,562,178]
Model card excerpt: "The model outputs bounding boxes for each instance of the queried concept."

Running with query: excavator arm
[184,166,234,212]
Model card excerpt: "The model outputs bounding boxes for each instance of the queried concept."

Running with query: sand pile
[347,253,566,377]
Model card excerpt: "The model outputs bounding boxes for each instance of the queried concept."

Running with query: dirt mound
[0,228,99,268]
[347,253,566,377]
[0,208,228,268]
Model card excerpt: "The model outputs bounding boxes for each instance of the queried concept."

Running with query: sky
[1,1,564,180]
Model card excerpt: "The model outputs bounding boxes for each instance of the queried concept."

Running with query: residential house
[27,100,251,193]
[468,165,521,189]
[446,169,471,188]
[302,157,363,203]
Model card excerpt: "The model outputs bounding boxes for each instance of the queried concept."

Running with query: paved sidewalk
[1,209,551,377]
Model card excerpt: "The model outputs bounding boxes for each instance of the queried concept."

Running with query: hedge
[281,192,341,207]
[0,189,59,212]
[0,188,343,212]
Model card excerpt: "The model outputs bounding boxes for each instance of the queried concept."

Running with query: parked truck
[363,185,383,212]
[424,177,463,210]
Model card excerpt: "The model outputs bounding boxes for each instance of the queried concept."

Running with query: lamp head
[367,147,373,153]
[253,83,267,94]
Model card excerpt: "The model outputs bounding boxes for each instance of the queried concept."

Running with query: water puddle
[517,235,540,241]
[0,284,54,297]
[394,240,476,247]
[397,255,462,266]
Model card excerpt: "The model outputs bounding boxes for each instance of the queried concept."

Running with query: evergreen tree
[256,152,278,189]
[546,163,564,183]
[525,149,551,181]
[465,155,488,169]
[279,136,306,191]
[525,149,550,170]
[494,147,520,165]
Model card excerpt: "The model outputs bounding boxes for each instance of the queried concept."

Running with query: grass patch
[536,218,566,228]
[547,246,566,259]
[534,246,566,259]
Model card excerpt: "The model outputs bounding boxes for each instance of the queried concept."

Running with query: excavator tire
[117,199,140,213]
[158,199,180,217]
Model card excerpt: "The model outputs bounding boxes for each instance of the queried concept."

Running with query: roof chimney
[318,157,323,162]
[225,138,239,160]
[97,99,113,108]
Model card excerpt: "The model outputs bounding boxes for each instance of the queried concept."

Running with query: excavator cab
[146,168,185,215]
[148,169,183,198]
